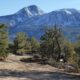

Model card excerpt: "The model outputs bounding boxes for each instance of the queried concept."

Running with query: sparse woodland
[0,23,80,73]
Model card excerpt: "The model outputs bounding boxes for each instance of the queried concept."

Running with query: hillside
[0,5,80,40]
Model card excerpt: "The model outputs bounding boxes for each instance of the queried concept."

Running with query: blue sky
[0,0,80,16]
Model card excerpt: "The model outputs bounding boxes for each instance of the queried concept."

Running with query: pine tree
[25,38,32,53]
[30,37,40,53]
[14,32,27,55]
[0,24,9,60]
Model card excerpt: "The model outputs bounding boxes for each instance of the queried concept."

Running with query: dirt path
[0,54,80,80]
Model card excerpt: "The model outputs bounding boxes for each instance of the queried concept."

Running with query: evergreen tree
[14,32,27,55]
[0,24,9,60]
[64,41,78,65]
[25,38,32,53]
[74,36,80,67]
[30,37,40,53]
[40,25,64,61]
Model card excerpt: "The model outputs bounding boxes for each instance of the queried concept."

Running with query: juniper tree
[40,25,64,61]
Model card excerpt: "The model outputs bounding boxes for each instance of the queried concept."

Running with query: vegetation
[13,33,40,55]
[74,36,80,68]
[0,24,9,60]
[30,37,40,53]
[63,41,78,65]
[13,32,29,55]
[0,23,80,71]
[40,26,64,63]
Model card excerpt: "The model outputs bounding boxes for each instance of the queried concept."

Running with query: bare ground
[0,54,80,80]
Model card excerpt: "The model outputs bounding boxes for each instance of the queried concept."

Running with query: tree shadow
[0,69,80,80]
[20,57,48,65]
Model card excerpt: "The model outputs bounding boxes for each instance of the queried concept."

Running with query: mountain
[0,5,44,26]
[0,5,80,41]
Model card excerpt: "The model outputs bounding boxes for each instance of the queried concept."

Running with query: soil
[0,54,80,80]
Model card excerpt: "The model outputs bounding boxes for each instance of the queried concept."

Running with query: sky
[0,0,80,16]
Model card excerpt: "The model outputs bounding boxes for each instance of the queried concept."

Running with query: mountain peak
[17,5,44,17]
[26,5,44,16]
[27,5,38,9]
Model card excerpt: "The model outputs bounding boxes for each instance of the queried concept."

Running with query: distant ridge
[0,5,80,41]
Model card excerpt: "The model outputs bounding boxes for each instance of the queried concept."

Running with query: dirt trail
[0,54,80,80]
